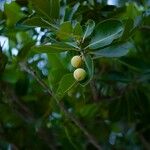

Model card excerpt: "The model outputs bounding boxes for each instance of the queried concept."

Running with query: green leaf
[48,54,64,69]
[56,74,77,100]
[92,42,133,58]
[50,0,60,19]
[81,54,94,86]
[57,21,73,40]
[22,17,50,28]
[4,2,25,27]
[87,19,124,49]
[31,0,60,20]
[119,57,150,72]
[73,22,83,40]
[124,2,142,20]
[17,41,35,61]
[83,20,95,41]
[121,19,134,41]
[79,104,99,119]
[48,68,67,91]
[32,42,79,54]
[65,42,80,50]
[2,68,19,84]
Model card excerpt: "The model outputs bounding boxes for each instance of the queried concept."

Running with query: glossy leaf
[32,42,79,54]
[87,19,124,49]
[82,20,95,41]
[92,42,133,58]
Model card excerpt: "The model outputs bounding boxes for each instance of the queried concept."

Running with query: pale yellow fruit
[71,55,82,68]
[73,68,86,81]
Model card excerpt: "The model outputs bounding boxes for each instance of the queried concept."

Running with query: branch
[140,25,150,30]
[2,83,56,150]
[138,133,150,150]
[20,62,102,150]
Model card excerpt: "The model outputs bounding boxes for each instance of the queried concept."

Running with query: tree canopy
[0,0,150,149]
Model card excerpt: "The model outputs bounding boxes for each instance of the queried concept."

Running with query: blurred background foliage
[0,0,150,149]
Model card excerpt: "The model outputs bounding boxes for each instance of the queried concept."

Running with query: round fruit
[73,68,86,81]
[71,55,82,68]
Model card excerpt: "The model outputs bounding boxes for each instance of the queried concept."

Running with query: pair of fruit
[71,55,86,81]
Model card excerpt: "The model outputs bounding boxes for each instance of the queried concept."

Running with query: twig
[20,62,102,150]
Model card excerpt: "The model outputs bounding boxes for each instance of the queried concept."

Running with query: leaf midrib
[87,28,123,49]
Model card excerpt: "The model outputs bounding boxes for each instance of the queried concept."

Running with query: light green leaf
[92,42,133,58]
[73,22,83,40]
[87,19,124,49]
[57,21,73,40]
[83,20,95,41]
[124,2,142,20]
[56,74,77,100]
[4,2,25,27]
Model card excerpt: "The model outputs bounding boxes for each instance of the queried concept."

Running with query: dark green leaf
[22,17,50,28]
[57,21,73,40]
[32,42,79,54]
[48,68,67,91]
[79,104,99,119]
[92,42,133,58]
[31,0,60,20]
[56,74,77,100]
[81,54,94,86]
[87,19,124,49]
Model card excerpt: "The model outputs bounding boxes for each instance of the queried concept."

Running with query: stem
[20,62,102,150]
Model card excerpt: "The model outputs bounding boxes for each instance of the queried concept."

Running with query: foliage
[0,0,150,149]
